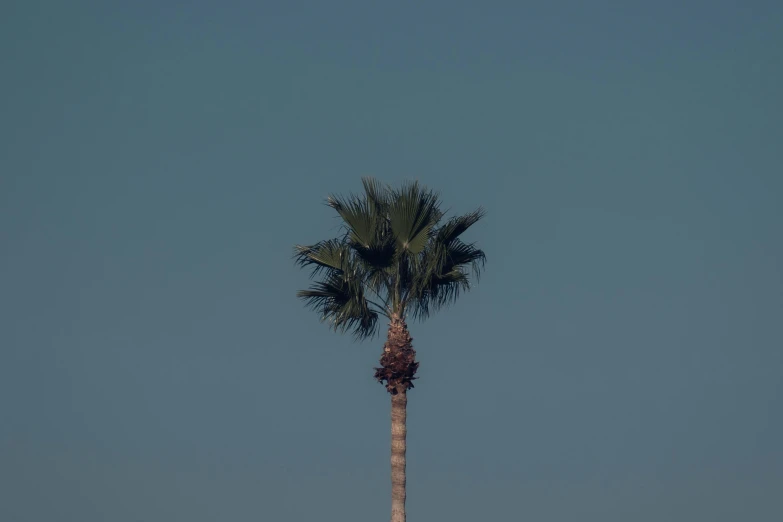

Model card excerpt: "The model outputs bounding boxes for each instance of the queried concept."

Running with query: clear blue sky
[2,1,781,520]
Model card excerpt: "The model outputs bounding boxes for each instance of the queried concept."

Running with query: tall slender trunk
[390,389,407,522]
[374,315,417,522]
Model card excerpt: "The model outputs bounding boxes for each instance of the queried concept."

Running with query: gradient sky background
[2,1,782,521]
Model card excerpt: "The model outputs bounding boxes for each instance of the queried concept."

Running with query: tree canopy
[295,178,486,339]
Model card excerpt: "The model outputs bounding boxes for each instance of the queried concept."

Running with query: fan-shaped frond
[405,237,486,319]
[297,271,380,339]
[407,268,472,320]
[436,207,486,245]
[326,193,376,246]
[388,181,442,255]
[327,184,397,271]
[444,240,486,280]
[293,239,352,278]
[361,177,391,213]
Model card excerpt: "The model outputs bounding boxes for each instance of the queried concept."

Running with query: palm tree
[294,178,486,522]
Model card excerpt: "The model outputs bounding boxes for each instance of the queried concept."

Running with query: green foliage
[295,178,486,339]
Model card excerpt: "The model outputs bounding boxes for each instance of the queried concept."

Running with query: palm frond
[445,240,487,281]
[436,207,486,245]
[293,239,352,278]
[361,177,391,213]
[352,239,397,271]
[388,181,441,254]
[297,271,380,339]
[326,192,376,248]
[408,268,472,320]
[404,237,486,319]
[327,184,397,270]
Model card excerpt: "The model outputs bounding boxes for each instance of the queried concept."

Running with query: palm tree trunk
[390,388,407,522]
[375,315,417,522]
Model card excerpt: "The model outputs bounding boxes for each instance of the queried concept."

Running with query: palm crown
[295,177,486,339]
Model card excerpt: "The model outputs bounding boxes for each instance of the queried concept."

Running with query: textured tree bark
[390,388,407,522]
[375,315,417,522]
